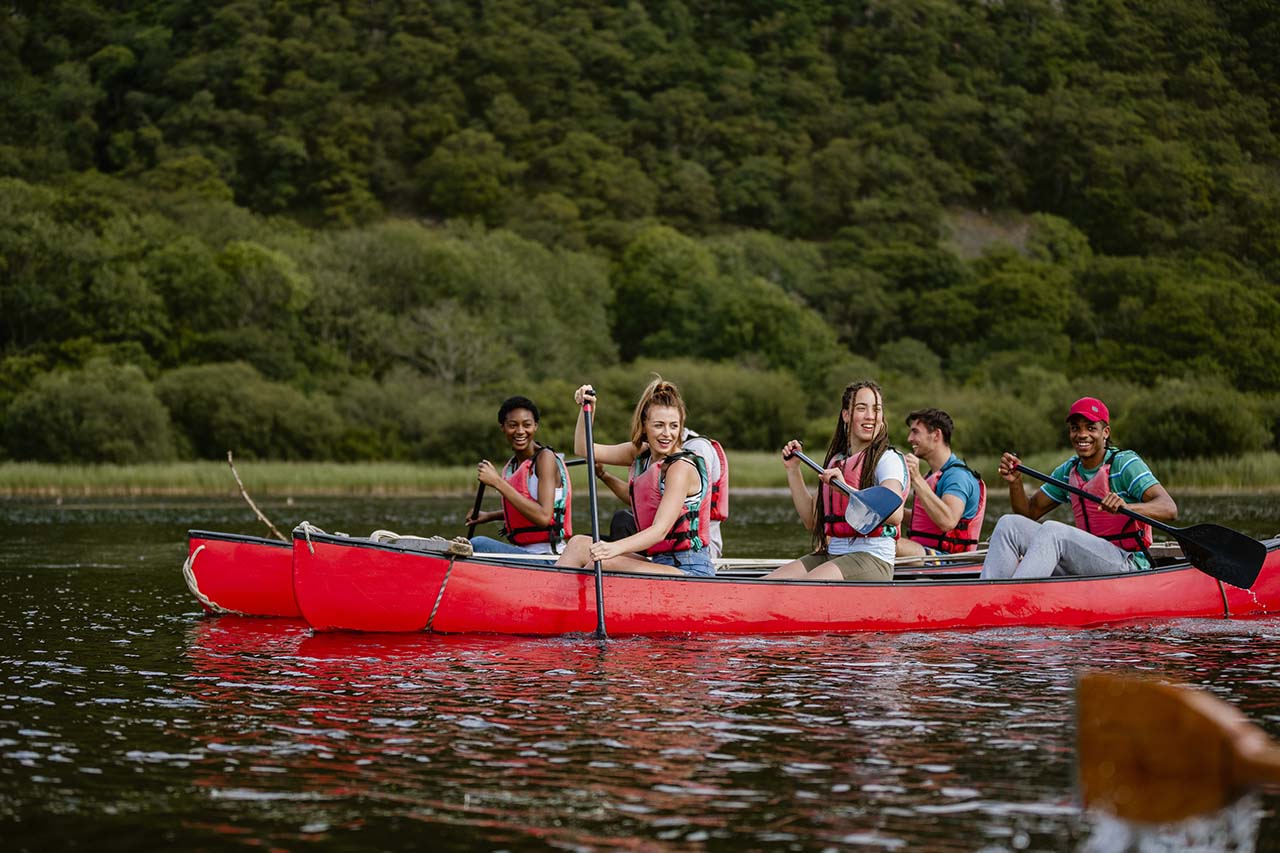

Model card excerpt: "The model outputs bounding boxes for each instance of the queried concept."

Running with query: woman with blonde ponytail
[765,380,909,581]
[556,377,716,577]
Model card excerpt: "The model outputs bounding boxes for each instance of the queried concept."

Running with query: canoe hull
[185,530,299,617]
[292,531,1280,635]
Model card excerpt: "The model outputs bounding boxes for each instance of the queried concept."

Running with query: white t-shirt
[826,448,908,564]
[682,429,723,559]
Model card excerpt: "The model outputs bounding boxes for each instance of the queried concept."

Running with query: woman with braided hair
[766,380,909,581]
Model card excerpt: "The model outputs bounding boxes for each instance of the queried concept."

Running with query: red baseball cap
[1066,396,1110,423]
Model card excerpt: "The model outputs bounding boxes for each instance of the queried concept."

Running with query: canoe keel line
[185,525,1280,635]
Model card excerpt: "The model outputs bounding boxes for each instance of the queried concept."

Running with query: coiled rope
[181,544,247,616]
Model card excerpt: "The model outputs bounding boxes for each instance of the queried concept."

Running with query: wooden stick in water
[226,451,286,542]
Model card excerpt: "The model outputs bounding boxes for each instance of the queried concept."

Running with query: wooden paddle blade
[1176,524,1266,590]
[1076,673,1276,824]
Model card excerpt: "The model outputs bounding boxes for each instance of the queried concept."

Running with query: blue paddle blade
[842,485,904,535]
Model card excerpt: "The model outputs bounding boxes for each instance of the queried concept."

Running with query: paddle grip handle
[1013,462,1178,536]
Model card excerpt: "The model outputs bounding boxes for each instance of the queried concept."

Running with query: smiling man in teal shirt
[980,397,1178,579]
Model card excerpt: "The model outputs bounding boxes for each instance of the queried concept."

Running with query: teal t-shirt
[933,454,981,520]
[1040,449,1158,505]
[1039,448,1159,568]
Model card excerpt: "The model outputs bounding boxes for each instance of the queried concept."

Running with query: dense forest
[3,0,1280,463]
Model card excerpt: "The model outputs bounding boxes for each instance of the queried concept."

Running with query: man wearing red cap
[980,396,1178,580]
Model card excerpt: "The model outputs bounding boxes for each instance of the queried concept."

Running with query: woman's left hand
[477,460,502,487]
[819,467,846,488]
[589,540,619,562]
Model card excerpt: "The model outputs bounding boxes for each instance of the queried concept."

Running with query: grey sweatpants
[979,515,1137,580]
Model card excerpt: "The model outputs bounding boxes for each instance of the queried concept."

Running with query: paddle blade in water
[1176,524,1266,590]
[1076,673,1272,823]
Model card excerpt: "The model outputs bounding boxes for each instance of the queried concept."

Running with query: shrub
[6,360,175,462]
[1260,394,1280,451]
[330,372,423,461]
[156,362,341,459]
[1125,380,1270,459]
[411,396,498,465]
[878,337,942,381]
[950,395,1061,458]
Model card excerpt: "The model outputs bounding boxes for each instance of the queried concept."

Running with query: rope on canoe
[297,520,321,555]
[426,554,459,633]
[181,544,247,616]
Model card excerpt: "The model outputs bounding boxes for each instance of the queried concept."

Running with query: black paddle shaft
[582,390,607,640]
[1014,462,1266,590]
[790,449,857,498]
[465,484,485,539]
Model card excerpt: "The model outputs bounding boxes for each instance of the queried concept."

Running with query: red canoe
[185,530,299,617]
[289,527,1280,635]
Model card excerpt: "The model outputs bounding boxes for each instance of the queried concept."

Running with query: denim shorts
[650,549,716,577]
[469,535,558,557]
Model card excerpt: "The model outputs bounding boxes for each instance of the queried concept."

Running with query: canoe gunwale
[189,529,291,549]
[290,527,1280,588]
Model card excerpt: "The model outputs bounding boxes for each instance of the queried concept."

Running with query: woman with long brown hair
[555,377,715,577]
[766,380,909,581]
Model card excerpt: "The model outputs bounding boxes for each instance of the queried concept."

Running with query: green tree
[416,129,524,225]
[6,360,175,463]
[155,361,342,460]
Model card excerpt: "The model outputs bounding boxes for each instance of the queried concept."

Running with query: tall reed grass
[3,452,1279,496]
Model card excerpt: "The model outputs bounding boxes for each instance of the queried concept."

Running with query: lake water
[1,493,1278,850]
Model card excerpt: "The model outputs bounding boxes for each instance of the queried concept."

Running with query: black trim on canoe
[189,529,292,549]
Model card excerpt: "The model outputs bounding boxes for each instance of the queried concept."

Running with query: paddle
[465,456,587,539]
[465,483,486,539]
[1077,672,1280,823]
[581,389,607,640]
[1013,461,1266,590]
[789,448,904,534]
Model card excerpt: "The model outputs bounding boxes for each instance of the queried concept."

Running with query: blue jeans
[470,536,554,557]
[650,549,716,577]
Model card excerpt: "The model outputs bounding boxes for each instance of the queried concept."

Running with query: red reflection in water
[178,617,1280,850]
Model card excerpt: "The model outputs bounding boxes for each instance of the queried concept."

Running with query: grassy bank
[4,451,1280,497]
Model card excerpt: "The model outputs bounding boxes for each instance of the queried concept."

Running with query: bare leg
[896,537,925,566]
[554,534,594,568]
[805,562,845,580]
[763,559,811,579]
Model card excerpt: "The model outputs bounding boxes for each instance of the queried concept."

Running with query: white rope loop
[181,544,247,616]
[296,520,321,555]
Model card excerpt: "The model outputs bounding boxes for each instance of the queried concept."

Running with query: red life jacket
[820,450,899,540]
[1068,448,1152,554]
[907,457,986,553]
[683,431,729,522]
[628,450,711,555]
[501,446,573,548]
